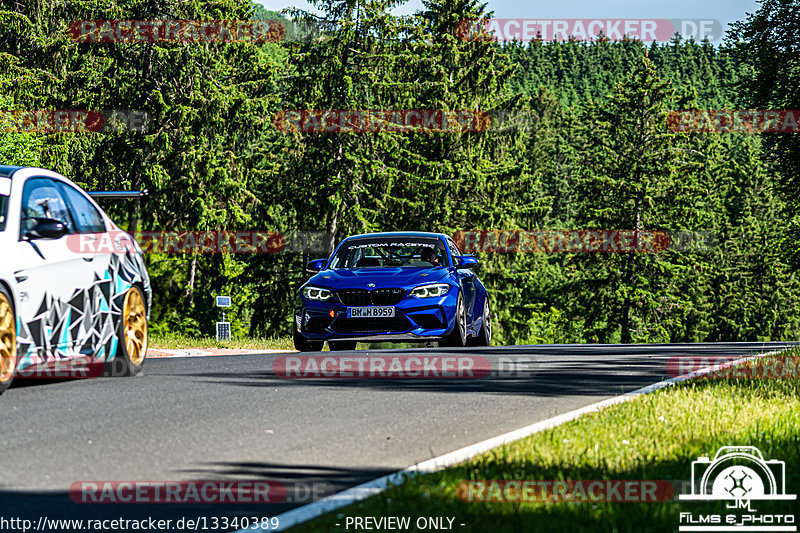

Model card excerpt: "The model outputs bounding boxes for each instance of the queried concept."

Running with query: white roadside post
[215,295,232,341]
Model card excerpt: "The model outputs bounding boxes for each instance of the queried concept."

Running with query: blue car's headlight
[410,283,450,298]
[303,286,333,301]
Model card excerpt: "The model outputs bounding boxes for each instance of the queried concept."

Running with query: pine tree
[569,56,704,343]
[728,0,800,270]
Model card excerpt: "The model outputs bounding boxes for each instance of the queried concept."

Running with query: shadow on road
[0,460,393,531]
[169,342,795,398]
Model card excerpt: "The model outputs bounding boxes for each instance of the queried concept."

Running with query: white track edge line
[244,347,789,532]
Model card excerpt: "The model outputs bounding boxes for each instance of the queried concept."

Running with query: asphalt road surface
[0,342,794,531]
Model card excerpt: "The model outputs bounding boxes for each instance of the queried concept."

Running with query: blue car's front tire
[329,340,357,351]
[469,299,492,347]
[440,291,467,347]
[294,329,323,352]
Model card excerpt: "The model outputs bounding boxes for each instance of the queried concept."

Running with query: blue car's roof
[0,165,24,178]
[342,231,449,241]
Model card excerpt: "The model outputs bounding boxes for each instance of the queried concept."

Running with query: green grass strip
[149,332,294,351]
[294,350,800,532]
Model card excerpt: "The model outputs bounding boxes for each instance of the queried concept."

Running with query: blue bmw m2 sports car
[293,232,491,351]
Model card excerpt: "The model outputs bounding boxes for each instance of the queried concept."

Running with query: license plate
[347,306,395,318]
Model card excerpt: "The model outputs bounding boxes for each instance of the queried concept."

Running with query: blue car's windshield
[329,237,447,269]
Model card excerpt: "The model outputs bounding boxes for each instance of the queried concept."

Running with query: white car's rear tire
[0,286,18,394]
[106,285,147,377]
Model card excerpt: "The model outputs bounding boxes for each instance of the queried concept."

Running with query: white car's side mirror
[24,218,68,240]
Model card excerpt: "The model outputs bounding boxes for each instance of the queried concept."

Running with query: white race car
[0,165,151,394]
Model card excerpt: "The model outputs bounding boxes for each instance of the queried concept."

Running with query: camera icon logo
[680,446,796,502]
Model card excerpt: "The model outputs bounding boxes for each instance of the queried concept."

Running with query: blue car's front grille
[336,288,406,306]
[371,288,406,305]
[337,289,371,306]
[332,316,410,334]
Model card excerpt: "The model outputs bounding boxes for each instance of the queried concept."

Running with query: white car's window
[0,196,7,232]
[20,178,75,236]
[58,183,106,233]
[0,177,8,231]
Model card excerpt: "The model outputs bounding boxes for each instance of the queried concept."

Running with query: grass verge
[148,334,433,352]
[148,332,294,351]
[293,350,800,532]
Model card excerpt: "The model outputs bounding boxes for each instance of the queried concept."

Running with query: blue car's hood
[309,267,450,289]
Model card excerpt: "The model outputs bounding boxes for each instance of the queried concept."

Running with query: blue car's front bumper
[295,292,458,342]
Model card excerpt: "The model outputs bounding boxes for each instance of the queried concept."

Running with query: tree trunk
[622,162,646,344]
[324,201,339,257]
[186,256,197,307]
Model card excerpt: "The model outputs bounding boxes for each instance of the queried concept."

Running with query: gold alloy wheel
[123,287,148,366]
[0,293,17,383]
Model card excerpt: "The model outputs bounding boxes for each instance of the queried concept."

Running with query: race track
[0,342,793,530]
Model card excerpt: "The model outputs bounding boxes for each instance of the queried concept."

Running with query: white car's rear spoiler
[87,189,149,200]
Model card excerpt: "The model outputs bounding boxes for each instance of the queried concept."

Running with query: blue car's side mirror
[306,259,327,273]
[455,255,479,269]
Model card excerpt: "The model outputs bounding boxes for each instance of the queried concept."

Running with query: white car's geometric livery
[0,166,151,393]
